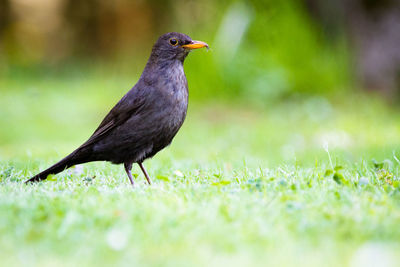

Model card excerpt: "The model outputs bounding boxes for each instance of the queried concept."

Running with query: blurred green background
[1,0,400,161]
[1,0,354,99]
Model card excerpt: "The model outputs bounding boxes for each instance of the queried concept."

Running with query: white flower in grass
[106,228,128,251]
[174,170,184,177]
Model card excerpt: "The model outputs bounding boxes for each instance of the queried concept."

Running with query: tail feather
[25,151,89,183]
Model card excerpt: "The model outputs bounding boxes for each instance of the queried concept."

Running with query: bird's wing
[78,90,146,149]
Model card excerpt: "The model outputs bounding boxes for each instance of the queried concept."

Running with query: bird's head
[150,32,209,63]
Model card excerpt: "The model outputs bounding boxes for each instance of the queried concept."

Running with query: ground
[1,74,400,266]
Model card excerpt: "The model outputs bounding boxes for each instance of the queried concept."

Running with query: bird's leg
[124,162,135,186]
[138,162,152,185]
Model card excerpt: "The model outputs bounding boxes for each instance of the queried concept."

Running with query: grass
[1,73,400,266]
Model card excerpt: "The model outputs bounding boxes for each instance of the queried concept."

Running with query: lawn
[1,73,400,266]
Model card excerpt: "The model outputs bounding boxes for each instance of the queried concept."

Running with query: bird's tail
[25,150,90,183]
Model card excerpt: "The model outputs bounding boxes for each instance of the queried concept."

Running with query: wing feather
[78,89,146,149]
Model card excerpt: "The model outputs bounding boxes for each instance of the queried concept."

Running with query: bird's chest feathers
[142,62,188,130]
[158,62,188,109]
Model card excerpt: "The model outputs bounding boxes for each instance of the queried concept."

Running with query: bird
[25,32,209,186]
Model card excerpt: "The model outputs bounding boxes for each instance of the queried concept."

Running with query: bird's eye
[169,38,178,46]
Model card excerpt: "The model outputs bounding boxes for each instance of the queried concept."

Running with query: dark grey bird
[25,32,208,185]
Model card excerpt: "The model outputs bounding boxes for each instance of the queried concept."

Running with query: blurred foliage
[0,0,351,102]
[188,1,350,101]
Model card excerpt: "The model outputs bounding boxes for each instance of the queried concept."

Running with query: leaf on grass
[372,159,384,170]
[333,172,344,184]
[47,174,57,181]
[212,180,231,186]
[334,165,343,171]
[156,175,170,182]
[324,169,333,177]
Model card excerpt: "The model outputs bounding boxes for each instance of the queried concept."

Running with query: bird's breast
[160,62,188,112]
[141,60,188,132]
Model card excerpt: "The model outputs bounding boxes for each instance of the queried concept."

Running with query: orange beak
[181,40,209,50]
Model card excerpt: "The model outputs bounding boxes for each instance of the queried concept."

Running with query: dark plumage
[25,32,209,185]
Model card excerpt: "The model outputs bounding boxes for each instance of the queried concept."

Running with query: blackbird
[25,32,208,185]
